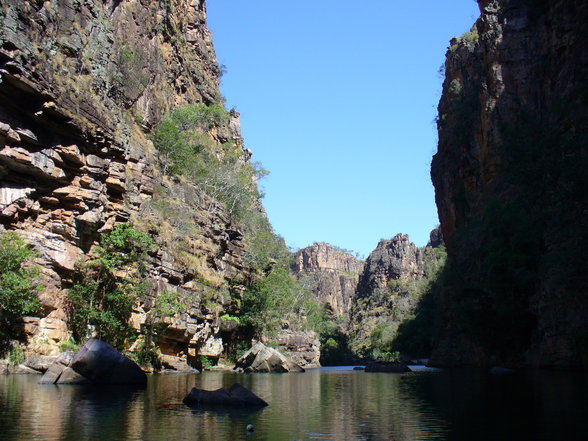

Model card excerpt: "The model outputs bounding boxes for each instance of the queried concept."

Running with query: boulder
[39,340,146,385]
[234,342,304,373]
[70,339,146,384]
[38,351,75,384]
[275,330,321,369]
[364,361,410,373]
[55,367,92,384]
[24,355,58,372]
[160,354,198,373]
[183,383,268,407]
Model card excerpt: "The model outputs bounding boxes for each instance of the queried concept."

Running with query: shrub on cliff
[66,224,153,350]
[0,232,41,355]
[151,103,267,221]
[241,268,322,335]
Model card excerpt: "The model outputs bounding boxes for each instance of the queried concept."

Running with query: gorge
[0,0,587,377]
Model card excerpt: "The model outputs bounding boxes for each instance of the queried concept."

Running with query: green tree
[66,224,153,350]
[151,103,267,222]
[242,268,321,335]
[0,232,41,354]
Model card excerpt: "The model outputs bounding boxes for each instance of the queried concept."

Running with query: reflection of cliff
[0,373,451,440]
[431,0,588,368]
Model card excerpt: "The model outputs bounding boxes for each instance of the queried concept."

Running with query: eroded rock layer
[0,0,251,364]
[292,242,364,320]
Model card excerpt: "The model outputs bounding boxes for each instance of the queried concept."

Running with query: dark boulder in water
[183,383,268,407]
[71,339,146,384]
[39,339,146,385]
[364,361,410,373]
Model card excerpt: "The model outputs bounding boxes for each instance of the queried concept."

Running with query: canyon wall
[292,242,364,321]
[0,0,253,366]
[348,231,444,356]
[431,0,588,368]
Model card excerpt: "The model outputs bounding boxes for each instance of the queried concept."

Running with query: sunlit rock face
[292,242,364,320]
[431,0,588,368]
[0,0,251,363]
[347,232,444,356]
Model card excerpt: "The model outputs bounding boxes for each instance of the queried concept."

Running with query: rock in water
[234,342,305,373]
[183,383,268,407]
[364,361,410,373]
[38,351,76,384]
[71,339,146,384]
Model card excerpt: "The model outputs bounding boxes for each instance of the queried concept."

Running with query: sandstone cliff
[431,0,588,368]
[348,231,445,357]
[0,0,253,365]
[292,242,364,321]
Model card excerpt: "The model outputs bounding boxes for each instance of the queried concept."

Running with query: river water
[0,367,586,440]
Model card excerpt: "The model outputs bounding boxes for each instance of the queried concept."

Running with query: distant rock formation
[348,232,445,357]
[275,330,321,369]
[292,242,364,321]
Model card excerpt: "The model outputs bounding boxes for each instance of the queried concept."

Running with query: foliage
[462,30,479,43]
[316,305,352,365]
[59,339,79,353]
[392,275,442,357]
[8,342,24,367]
[242,212,293,272]
[241,268,322,336]
[0,232,41,355]
[198,355,214,369]
[66,224,153,350]
[153,290,185,317]
[129,340,162,370]
[220,314,240,325]
[151,104,267,221]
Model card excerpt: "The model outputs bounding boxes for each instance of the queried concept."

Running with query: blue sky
[206,1,480,258]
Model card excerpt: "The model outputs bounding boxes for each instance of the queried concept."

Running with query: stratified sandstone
[0,0,250,365]
[292,243,364,321]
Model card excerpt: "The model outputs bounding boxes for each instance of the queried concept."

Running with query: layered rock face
[0,0,251,363]
[431,0,588,368]
[292,242,364,320]
[348,232,444,355]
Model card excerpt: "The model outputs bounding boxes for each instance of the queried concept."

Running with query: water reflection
[0,368,586,440]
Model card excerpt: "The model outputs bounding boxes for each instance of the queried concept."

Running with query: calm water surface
[1,367,587,440]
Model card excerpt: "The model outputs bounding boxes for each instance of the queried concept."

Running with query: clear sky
[206,0,480,258]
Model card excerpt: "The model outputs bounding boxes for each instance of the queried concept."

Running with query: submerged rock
[234,342,305,373]
[364,361,410,373]
[183,383,268,407]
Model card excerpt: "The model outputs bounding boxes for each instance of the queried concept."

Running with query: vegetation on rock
[349,240,447,360]
[151,103,267,221]
[66,224,154,350]
[0,232,41,356]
